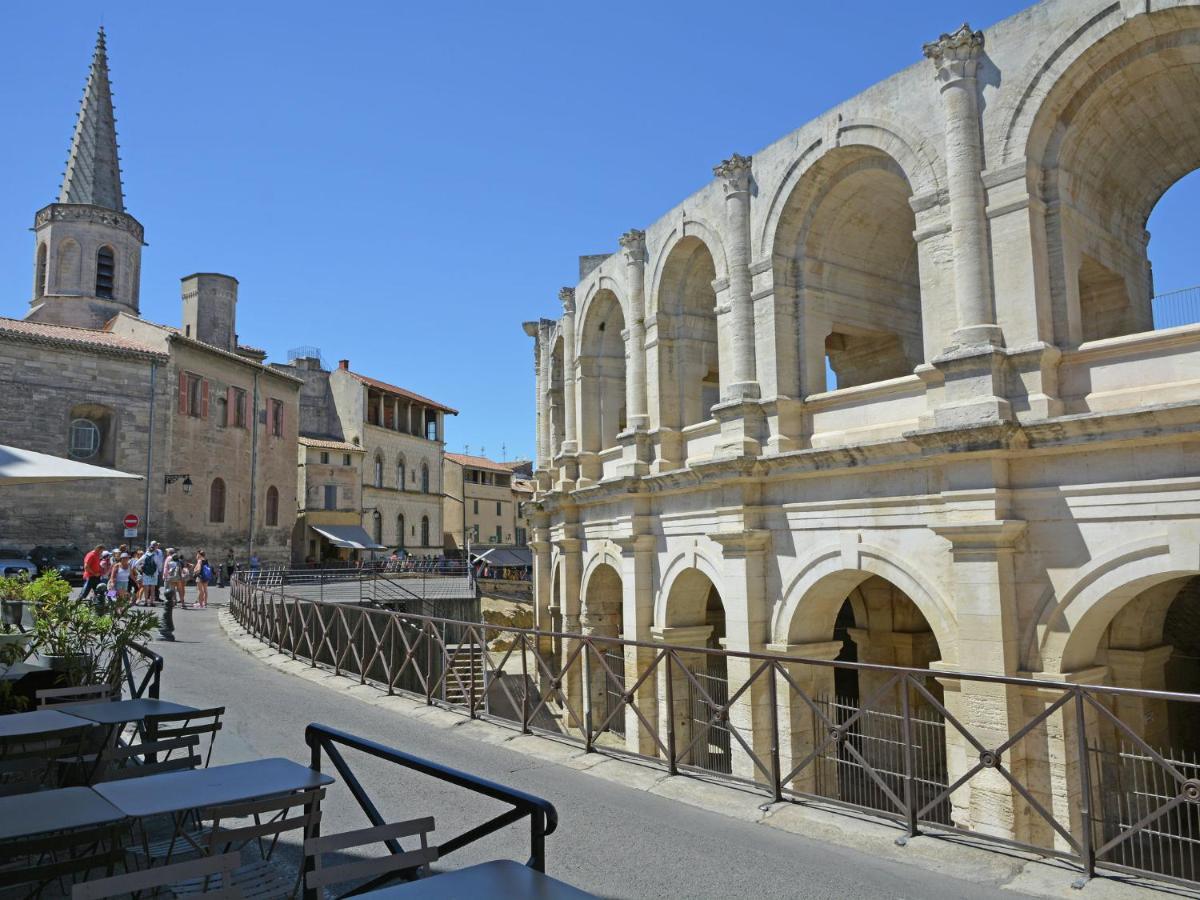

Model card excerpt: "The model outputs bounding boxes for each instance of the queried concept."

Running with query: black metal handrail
[120,640,162,699]
[305,723,558,886]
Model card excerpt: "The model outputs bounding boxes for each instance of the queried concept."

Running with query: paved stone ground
[147,590,1176,900]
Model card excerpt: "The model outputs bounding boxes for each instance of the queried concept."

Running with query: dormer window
[95,246,115,298]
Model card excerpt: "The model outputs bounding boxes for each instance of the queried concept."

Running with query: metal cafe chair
[95,733,203,783]
[169,787,325,899]
[0,723,94,795]
[72,850,244,899]
[36,683,121,708]
[143,705,225,768]
[0,821,128,899]
[304,817,438,898]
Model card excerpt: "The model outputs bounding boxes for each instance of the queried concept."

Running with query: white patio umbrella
[0,444,144,485]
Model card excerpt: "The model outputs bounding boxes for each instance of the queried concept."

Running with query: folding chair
[169,787,325,899]
[305,817,437,898]
[0,822,127,899]
[36,683,120,708]
[72,850,244,899]
[95,733,203,783]
[144,706,225,768]
[0,723,94,795]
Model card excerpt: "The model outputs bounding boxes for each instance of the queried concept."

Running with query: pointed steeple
[58,27,125,211]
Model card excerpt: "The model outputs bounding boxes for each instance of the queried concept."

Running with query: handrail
[305,723,557,882]
[121,640,162,699]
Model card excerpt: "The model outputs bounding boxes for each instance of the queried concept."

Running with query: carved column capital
[619,228,646,267]
[713,153,753,195]
[559,286,576,315]
[923,23,984,85]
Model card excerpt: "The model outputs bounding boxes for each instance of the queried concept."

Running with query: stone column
[523,321,549,476]
[713,153,760,400]
[767,640,842,795]
[1105,645,1174,749]
[557,288,580,487]
[923,24,1000,348]
[616,533,658,756]
[652,625,714,768]
[619,229,649,430]
[529,530,553,646]
[554,536,584,732]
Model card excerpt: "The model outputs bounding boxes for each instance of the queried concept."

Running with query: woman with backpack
[165,549,187,609]
[195,550,212,609]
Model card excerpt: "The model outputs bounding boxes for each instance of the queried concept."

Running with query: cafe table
[63,697,197,726]
[0,708,93,739]
[353,860,597,899]
[0,786,124,841]
[93,757,334,817]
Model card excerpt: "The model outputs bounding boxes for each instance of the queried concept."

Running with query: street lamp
[164,474,192,494]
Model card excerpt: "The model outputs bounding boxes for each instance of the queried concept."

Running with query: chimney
[339,359,350,370]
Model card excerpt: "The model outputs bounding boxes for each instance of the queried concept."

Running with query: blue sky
[3,1,1197,460]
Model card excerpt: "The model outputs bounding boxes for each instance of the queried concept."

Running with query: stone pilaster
[923,24,999,349]
[557,288,580,488]
[554,536,584,729]
[652,625,714,768]
[616,533,659,755]
[767,640,843,794]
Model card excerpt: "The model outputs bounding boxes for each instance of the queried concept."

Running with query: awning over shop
[0,444,144,485]
[471,547,533,568]
[310,524,387,550]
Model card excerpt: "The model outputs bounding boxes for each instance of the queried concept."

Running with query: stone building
[526,0,1200,850]
[442,453,528,550]
[272,354,455,560]
[293,437,367,563]
[0,28,298,561]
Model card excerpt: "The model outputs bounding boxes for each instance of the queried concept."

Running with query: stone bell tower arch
[28,27,144,330]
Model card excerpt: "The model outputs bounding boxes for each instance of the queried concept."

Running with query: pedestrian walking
[150,541,165,604]
[109,552,133,601]
[80,544,105,601]
[249,553,261,574]
[194,550,212,608]
[221,548,235,587]
[135,545,159,606]
[165,549,187,609]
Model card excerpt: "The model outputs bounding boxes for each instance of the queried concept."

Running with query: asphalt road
[153,592,1027,900]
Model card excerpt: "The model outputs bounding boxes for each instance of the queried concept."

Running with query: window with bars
[95,246,115,298]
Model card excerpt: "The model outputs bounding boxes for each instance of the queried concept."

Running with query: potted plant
[27,572,156,686]
[0,574,26,630]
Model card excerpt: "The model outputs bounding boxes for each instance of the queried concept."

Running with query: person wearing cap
[109,552,133,600]
[80,544,105,602]
[166,549,188,609]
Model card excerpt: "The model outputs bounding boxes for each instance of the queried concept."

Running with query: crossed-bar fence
[231,577,1200,889]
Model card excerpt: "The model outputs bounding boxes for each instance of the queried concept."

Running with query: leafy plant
[0,574,28,634]
[27,572,156,687]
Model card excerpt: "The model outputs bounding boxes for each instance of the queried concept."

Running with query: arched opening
[66,403,115,467]
[773,146,922,392]
[396,456,406,491]
[35,244,47,298]
[577,290,626,453]
[396,514,405,548]
[420,463,430,494]
[372,511,383,545]
[373,453,384,489]
[656,238,720,428]
[209,478,226,524]
[264,486,279,527]
[1145,171,1200,328]
[1024,11,1200,345]
[95,246,115,299]
[663,568,729,773]
[56,239,81,293]
[582,563,625,737]
[420,516,430,547]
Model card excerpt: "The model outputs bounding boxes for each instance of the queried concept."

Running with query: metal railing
[240,565,476,611]
[233,580,1200,890]
[1153,286,1200,330]
[120,640,162,699]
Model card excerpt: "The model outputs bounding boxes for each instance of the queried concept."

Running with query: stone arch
[655,547,726,631]
[1033,532,1200,674]
[577,276,630,338]
[55,238,81,293]
[768,137,927,393]
[648,219,728,316]
[581,561,623,638]
[1008,7,1200,347]
[653,235,721,430]
[771,540,958,664]
[577,288,626,452]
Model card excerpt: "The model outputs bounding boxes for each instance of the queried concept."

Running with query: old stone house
[0,28,298,561]
[443,454,532,550]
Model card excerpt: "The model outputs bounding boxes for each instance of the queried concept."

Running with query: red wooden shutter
[201,380,210,419]
[177,371,188,414]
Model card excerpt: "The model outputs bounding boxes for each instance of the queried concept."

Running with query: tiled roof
[444,452,517,473]
[348,371,458,415]
[0,316,164,358]
[300,436,365,452]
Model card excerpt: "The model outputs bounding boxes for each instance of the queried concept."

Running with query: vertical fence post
[768,660,783,803]
[1074,686,1096,885]
[425,620,435,705]
[665,650,678,776]
[582,637,594,753]
[900,673,919,841]
[469,627,478,719]
[520,632,530,734]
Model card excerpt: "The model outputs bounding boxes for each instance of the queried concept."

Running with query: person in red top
[81,544,105,601]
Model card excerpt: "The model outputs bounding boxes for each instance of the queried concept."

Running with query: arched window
[374,453,383,488]
[373,511,383,544]
[396,514,405,548]
[95,246,115,299]
[209,478,226,523]
[35,244,47,298]
[265,486,279,527]
[420,516,430,547]
[420,462,430,494]
[68,418,100,459]
[397,457,406,490]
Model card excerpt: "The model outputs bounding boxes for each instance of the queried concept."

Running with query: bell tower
[28,27,144,329]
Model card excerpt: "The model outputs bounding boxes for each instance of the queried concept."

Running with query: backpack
[201,562,213,581]
[141,554,157,577]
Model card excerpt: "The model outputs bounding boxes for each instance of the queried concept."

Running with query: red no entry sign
[123,513,140,529]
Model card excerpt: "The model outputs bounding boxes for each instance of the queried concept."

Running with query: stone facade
[293,437,365,563]
[526,0,1200,845]
[443,453,524,549]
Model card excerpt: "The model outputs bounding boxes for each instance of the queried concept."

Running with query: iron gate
[599,649,626,737]
[687,657,732,774]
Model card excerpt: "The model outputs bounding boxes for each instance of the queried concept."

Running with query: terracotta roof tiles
[0,316,164,358]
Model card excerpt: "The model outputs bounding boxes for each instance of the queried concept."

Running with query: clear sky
[3,1,1197,460]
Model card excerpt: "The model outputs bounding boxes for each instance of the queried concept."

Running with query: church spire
[58,26,125,211]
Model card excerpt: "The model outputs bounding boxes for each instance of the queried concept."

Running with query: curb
[215,608,1184,899]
